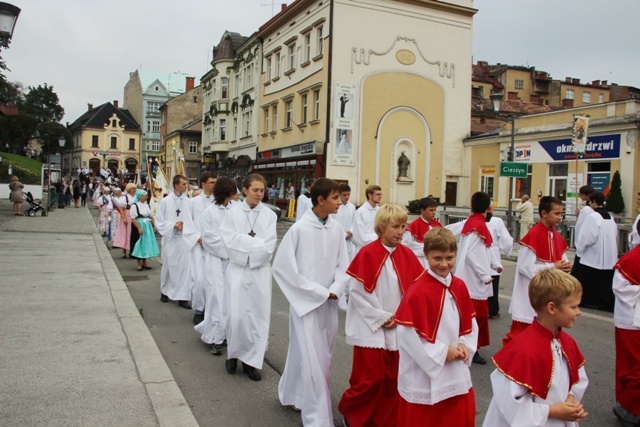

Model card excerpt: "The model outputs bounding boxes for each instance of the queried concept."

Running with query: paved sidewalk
[0,206,198,427]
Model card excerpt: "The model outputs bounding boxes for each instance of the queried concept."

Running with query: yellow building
[464,99,639,216]
[255,0,476,206]
[66,101,141,176]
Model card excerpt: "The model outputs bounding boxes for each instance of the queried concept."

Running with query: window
[220,119,226,140]
[233,117,238,140]
[598,93,604,103]
[481,175,494,199]
[514,164,533,199]
[128,138,135,150]
[266,57,272,81]
[152,120,160,133]
[288,43,297,71]
[316,26,323,55]
[146,140,160,152]
[514,79,524,89]
[221,77,229,99]
[301,94,308,123]
[92,135,99,148]
[548,163,569,201]
[264,108,270,132]
[304,33,311,63]
[189,141,198,154]
[583,91,591,103]
[243,111,252,136]
[235,74,240,94]
[587,162,611,192]
[146,102,161,113]
[285,100,293,128]
[244,64,253,90]
[111,119,117,127]
[313,90,320,120]
[275,52,281,77]
[566,89,574,100]
[110,136,117,149]
[273,105,278,131]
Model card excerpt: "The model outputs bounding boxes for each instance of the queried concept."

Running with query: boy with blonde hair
[339,204,424,427]
[483,269,589,426]
[395,228,478,426]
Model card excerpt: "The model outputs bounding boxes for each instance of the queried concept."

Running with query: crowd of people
[87,172,640,427]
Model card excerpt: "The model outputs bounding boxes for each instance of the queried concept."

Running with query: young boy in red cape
[504,196,572,345]
[612,220,640,426]
[402,196,442,268]
[483,268,589,426]
[338,204,425,427]
[395,227,478,427]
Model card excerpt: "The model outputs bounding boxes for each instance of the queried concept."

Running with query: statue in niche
[397,151,411,181]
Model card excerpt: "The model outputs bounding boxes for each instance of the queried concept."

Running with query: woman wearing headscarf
[9,175,24,216]
[130,189,159,271]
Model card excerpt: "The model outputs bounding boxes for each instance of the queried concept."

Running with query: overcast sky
[3,0,639,124]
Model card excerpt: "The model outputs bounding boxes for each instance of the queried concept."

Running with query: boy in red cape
[612,220,640,426]
[456,191,502,364]
[395,227,478,427]
[338,204,424,427]
[504,196,572,345]
[483,268,589,426]
[402,196,442,267]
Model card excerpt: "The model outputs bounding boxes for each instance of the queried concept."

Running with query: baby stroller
[23,191,48,217]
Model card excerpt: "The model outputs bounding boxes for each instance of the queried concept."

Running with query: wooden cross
[176,209,181,217]
[248,230,256,237]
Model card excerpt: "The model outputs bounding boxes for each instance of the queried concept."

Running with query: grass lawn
[0,151,43,184]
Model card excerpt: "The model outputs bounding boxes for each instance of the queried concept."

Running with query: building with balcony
[123,70,194,171]
[66,101,141,176]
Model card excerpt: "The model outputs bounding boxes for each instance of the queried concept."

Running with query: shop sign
[540,134,620,161]
[500,162,528,178]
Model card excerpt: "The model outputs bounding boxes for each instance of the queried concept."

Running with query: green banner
[500,162,528,178]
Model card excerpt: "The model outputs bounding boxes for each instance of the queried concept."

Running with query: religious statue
[397,151,410,180]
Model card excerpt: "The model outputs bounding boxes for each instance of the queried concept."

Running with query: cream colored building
[66,102,141,175]
[256,0,475,206]
[464,99,639,215]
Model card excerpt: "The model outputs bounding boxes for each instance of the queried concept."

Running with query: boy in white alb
[395,227,478,427]
[273,178,350,426]
[329,183,357,261]
[351,185,382,252]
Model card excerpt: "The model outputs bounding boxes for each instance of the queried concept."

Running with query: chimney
[602,80,608,86]
[88,103,93,111]
[186,76,195,91]
[113,100,119,108]
[592,80,600,87]
[565,77,572,83]
[281,3,287,12]
[572,78,580,85]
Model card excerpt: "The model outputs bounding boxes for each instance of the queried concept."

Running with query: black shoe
[242,362,261,381]
[613,406,640,427]
[211,344,224,356]
[193,312,204,325]
[160,294,169,303]
[178,301,192,309]
[472,352,487,365]
[225,358,237,374]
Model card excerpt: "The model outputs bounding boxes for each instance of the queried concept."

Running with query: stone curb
[90,211,199,427]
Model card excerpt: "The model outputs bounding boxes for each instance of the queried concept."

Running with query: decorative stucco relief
[351,36,455,87]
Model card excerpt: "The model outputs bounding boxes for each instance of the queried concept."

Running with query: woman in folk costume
[130,189,159,271]
[113,183,137,258]
[338,204,425,427]
[96,186,112,237]
[194,177,237,356]
[612,221,640,426]
[219,174,277,381]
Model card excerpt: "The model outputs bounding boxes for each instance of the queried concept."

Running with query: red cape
[492,320,585,399]
[461,213,493,247]
[395,273,475,343]
[406,217,443,243]
[519,222,568,263]
[614,245,640,285]
[347,239,424,294]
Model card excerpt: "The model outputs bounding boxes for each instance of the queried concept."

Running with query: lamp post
[56,136,66,209]
[490,93,517,233]
[0,2,20,49]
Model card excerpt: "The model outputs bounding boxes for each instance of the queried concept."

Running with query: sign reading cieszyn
[500,162,528,178]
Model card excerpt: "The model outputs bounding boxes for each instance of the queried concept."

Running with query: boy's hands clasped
[447,343,470,362]
[549,394,588,422]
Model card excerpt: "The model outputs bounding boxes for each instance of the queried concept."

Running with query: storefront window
[587,162,611,193]
[514,164,533,199]
[548,163,568,201]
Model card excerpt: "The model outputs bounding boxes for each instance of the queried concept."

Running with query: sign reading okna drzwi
[500,162,527,178]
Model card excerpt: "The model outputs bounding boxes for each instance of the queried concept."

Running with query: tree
[20,83,64,123]
[36,121,72,161]
[606,170,625,214]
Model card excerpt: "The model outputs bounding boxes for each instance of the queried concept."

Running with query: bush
[406,199,420,213]
[606,170,625,214]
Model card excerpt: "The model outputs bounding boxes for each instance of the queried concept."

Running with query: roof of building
[134,70,193,96]
[213,31,248,62]
[68,102,140,132]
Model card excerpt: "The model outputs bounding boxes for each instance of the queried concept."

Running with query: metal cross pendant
[248,230,256,237]
[176,209,181,217]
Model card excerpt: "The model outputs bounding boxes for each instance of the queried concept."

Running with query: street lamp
[0,2,20,48]
[490,93,517,232]
[57,136,66,208]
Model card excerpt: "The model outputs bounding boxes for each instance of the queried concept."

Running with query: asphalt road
[90,208,619,427]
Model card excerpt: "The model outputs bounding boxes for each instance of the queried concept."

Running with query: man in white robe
[295,183,312,222]
[189,172,217,324]
[273,179,350,426]
[220,187,277,379]
[351,185,382,252]
[155,175,199,307]
[329,183,357,261]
